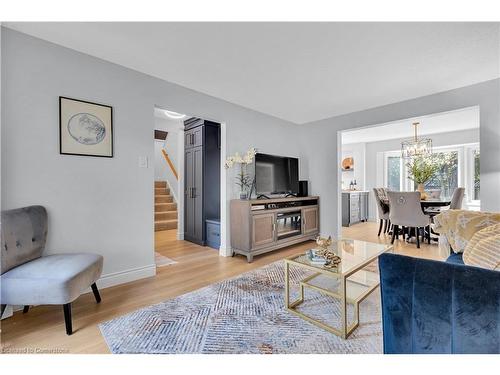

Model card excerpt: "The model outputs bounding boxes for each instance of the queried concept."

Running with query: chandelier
[401,122,432,158]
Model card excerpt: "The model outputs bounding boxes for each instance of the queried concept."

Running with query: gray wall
[302,79,500,237]
[1,28,306,286]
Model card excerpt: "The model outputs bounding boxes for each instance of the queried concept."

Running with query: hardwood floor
[0,222,443,354]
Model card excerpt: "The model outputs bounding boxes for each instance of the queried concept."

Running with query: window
[383,143,479,208]
[386,156,401,191]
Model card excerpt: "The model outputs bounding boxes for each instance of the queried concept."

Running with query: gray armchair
[1,206,103,335]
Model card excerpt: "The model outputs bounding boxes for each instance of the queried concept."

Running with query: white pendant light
[401,122,432,159]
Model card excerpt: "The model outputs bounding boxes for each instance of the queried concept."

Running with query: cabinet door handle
[193,187,196,198]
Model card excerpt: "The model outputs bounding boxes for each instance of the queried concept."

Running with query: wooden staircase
[155,181,178,231]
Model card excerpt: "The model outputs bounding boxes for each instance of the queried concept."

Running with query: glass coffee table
[284,238,393,339]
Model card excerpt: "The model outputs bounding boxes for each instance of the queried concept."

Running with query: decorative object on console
[224,147,257,200]
[405,156,438,200]
[341,157,354,170]
[401,122,432,159]
[59,96,113,157]
[313,236,341,269]
[316,235,333,249]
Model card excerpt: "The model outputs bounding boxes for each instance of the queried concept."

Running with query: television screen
[255,153,299,195]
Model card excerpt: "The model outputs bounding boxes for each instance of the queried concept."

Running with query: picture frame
[59,96,113,157]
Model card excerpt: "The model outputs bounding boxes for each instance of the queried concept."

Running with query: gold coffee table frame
[284,240,392,339]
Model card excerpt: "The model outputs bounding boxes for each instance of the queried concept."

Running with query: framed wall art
[59,96,113,157]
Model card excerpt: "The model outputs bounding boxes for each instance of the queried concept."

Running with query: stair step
[155,203,177,212]
[155,195,173,203]
[155,188,170,195]
[155,181,167,188]
[155,219,178,231]
[155,211,177,221]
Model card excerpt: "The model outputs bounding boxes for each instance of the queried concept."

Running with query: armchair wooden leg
[377,219,383,236]
[1,304,6,317]
[63,303,73,335]
[427,225,431,244]
[23,305,30,314]
[416,227,420,248]
[91,283,101,304]
[383,219,388,234]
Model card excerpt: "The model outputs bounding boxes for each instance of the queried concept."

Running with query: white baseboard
[219,246,233,257]
[96,264,156,289]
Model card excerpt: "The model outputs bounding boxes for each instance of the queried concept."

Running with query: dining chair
[387,191,431,248]
[425,187,465,216]
[373,188,390,236]
[449,187,465,209]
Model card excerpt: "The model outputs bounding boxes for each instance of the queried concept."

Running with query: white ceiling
[341,106,479,144]
[5,22,499,124]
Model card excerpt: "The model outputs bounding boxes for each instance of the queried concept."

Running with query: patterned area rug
[99,261,383,353]
[155,252,177,267]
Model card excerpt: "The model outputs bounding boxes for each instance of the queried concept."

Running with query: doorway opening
[153,106,222,268]
[337,106,480,253]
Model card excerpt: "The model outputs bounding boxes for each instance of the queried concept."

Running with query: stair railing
[161,148,179,181]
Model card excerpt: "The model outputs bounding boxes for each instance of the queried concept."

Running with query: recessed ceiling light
[164,110,186,120]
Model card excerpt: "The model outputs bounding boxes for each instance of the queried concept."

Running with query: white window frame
[465,144,481,208]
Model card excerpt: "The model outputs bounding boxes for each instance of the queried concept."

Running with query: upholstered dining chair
[373,188,390,236]
[449,187,465,209]
[387,191,432,248]
[425,187,465,216]
[0,205,103,335]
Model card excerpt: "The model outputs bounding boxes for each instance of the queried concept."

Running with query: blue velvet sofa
[378,253,499,354]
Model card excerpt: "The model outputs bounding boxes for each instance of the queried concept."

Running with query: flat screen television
[254,153,299,196]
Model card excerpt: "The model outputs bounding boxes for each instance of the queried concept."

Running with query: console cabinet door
[191,127,203,148]
[184,148,195,237]
[252,213,275,248]
[303,206,319,234]
[192,146,204,242]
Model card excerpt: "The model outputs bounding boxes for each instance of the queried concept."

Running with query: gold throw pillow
[463,223,500,270]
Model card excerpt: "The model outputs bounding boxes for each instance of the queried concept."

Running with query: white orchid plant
[224,147,257,198]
